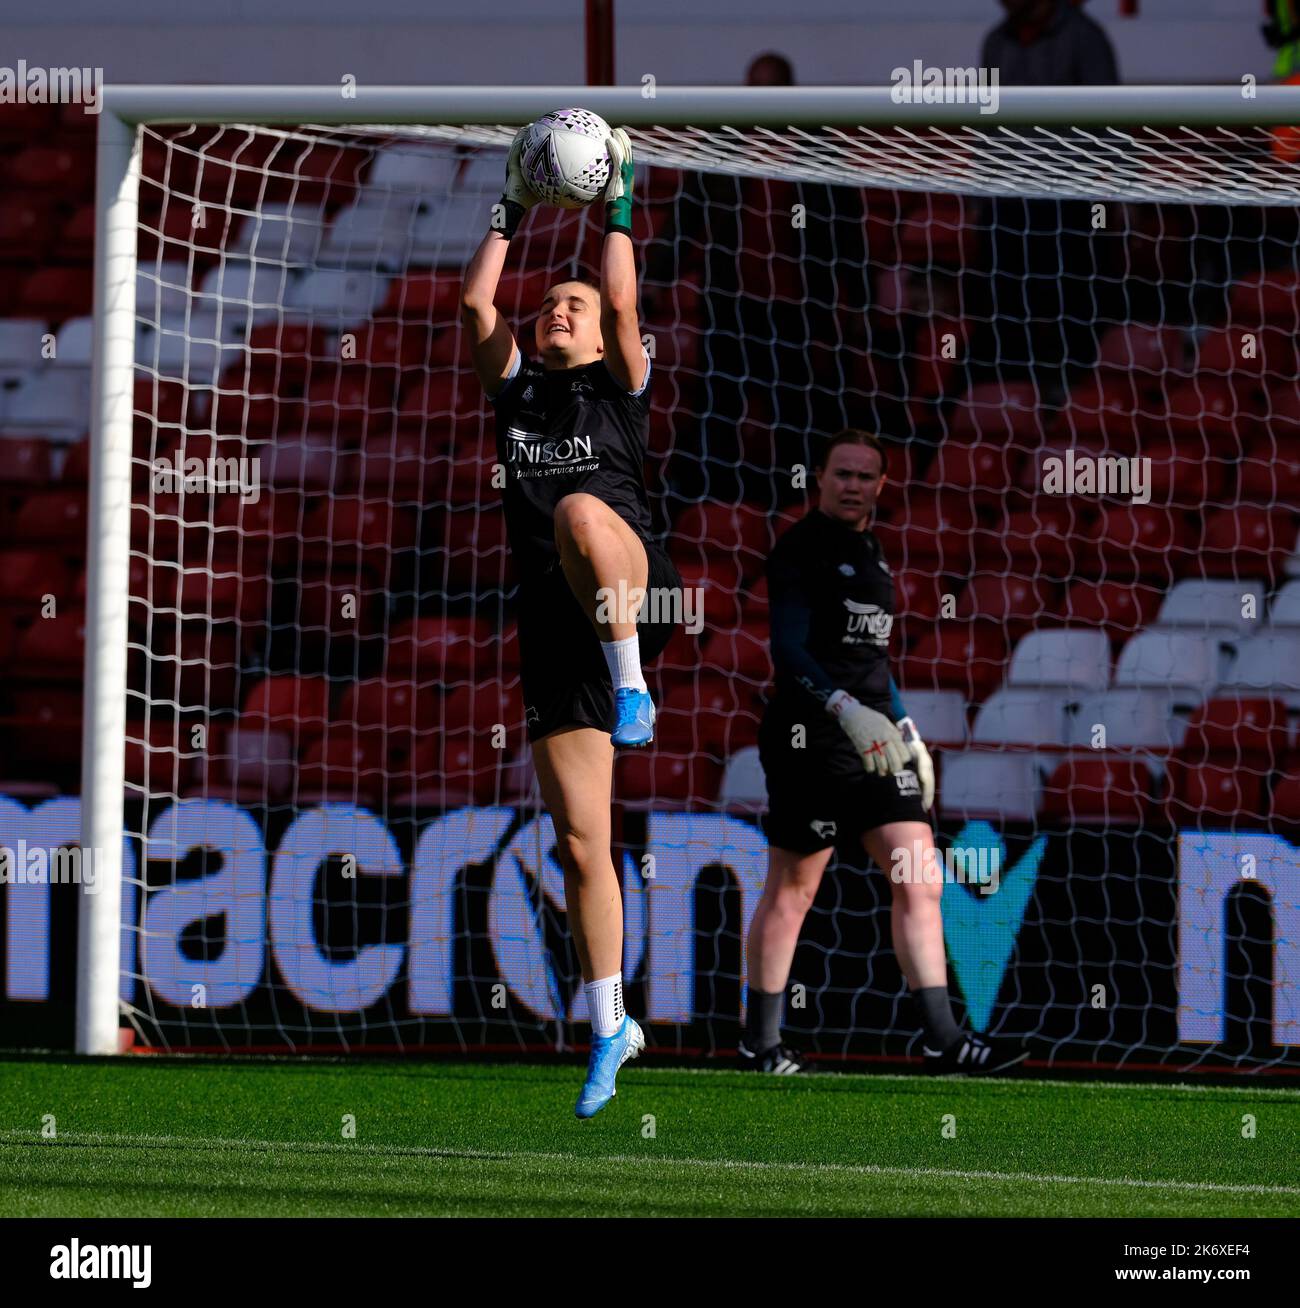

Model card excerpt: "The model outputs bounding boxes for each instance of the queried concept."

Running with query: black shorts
[759,750,932,855]
[516,538,681,742]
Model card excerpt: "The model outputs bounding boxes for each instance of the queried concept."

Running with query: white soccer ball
[521,108,612,210]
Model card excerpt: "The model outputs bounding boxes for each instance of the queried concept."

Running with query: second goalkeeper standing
[744,429,1027,1075]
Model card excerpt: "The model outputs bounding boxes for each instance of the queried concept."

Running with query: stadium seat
[1152,578,1265,642]
[2,369,91,441]
[872,492,977,575]
[1114,630,1226,696]
[1218,632,1300,707]
[0,435,53,489]
[225,202,324,264]
[285,267,390,320]
[894,689,967,748]
[1160,375,1251,453]
[263,435,356,492]
[297,731,388,806]
[1090,504,1194,582]
[923,441,1025,511]
[1137,440,1229,508]
[403,732,509,807]
[123,721,196,796]
[1094,322,1187,392]
[1269,580,1300,628]
[1039,755,1157,826]
[1237,427,1300,505]
[900,620,1008,701]
[1177,696,1288,765]
[1271,765,1300,826]
[1007,628,1110,690]
[1197,508,1295,581]
[193,724,295,803]
[717,746,767,812]
[1065,689,1186,751]
[299,497,419,572]
[8,489,86,548]
[385,615,498,686]
[6,609,86,683]
[657,676,762,761]
[699,622,774,687]
[1062,580,1162,648]
[3,145,95,199]
[972,688,1074,747]
[443,507,511,595]
[946,381,1041,444]
[1055,375,1141,451]
[19,266,94,319]
[954,574,1060,642]
[240,675,332,749]
[1165,758,1268,827]
[938,750,1046,821]
[615,748,723,809]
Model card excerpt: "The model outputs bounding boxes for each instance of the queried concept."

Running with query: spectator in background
[746,52,795,87]
[982,0,1118,87]
[966,0,1121,397]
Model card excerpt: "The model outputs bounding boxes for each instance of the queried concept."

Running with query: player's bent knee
[553,492,611,548]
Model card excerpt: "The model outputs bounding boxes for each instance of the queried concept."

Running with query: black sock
[744,987,785,1052]
[914,986,962,1050]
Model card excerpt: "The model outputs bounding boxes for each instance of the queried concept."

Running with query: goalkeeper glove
[604,127,634,237]
[826,690,909,778]
[495,125,539,240]
[898,716,935,811]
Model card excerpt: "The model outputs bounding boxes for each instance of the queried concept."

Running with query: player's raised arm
[460,127,536,398]
[598,129,648,394]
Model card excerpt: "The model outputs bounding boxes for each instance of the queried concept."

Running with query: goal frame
[80,83,1300,1055]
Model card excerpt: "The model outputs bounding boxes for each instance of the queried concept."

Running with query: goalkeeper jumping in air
[461,127,680,1117]
[744,430,1027,1075]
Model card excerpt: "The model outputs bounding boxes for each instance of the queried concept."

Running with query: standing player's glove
[604,127,634,237]
[897,717,935,811]
[826,690,910,778]
[496,125,539,240]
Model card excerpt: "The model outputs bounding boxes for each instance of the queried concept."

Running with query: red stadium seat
[947,381,1041,444]
[1136,439,1228,508]
[1062,580,1162,648]
[1271,765,1300,826]
[0,197,56,261]
[1090,505,1194,582]
[403,732,509,807]
[0,549,73,607]
[1198,508,1294,580]
[123,720,196,795]
[240,675,332,748]
[923,441,1026,509]
[442,507,511,595]
[1094,323,1187,391]
[301,368,395,441]
[358,431,454,502]
[1039,755,1156,826]
[1229,268,1300,327]
[297,731,388,806]
[1054,375,1141,451]
[9,489,86,548]
[699,622,773,686]
[0,437,53,488]
[386,615,499,686]
[1178,696,1288,766]
[669,502,769,584]
[899,620,1009,702]
[656,676,763,761]
[954,575,1061,641]
[1159,376,1255,453]
[872,491,977,575]
[299,496,419,572]
[337,676,443,760]
[1166,759,1268,826]
[615,748,723,808]
[19,266,93,318]
[3,145,95,199]
[1196,325,1297,390]
[6,609,85,682]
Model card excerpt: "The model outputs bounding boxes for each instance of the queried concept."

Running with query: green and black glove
[603,127,634,237]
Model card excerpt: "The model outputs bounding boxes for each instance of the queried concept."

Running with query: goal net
[82,88,1300,1069]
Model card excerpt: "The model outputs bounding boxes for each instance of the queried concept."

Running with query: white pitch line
[2,1129,1296,1199]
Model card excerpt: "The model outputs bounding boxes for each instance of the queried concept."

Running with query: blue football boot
[611,687,655,747]
[574,1016,645,1119]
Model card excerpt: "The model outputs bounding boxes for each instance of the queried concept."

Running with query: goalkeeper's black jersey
[759,508,898,778]
[490,352,654,582]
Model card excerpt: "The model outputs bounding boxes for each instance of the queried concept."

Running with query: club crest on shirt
[810,819,837,839]
[842,597,893,646]
[838,563,856,576]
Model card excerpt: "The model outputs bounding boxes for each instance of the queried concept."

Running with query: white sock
[601,633,647,693]
[585,972,625,1038]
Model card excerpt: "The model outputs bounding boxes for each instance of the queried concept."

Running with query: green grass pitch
[1,1054,1297,1217]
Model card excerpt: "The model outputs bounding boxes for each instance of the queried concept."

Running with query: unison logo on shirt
[842,598,892,646]
[506,426,598,469]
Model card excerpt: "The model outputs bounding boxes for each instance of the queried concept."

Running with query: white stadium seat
[718,746,767,812]
[286,267,390,319]
[227,203,326,263]
[1219,632,1300,708]
[1153,579,1264,638]
[366,146,460,195]
[1114,630,1226,694]
[972,688,1074,747]
[1007,628,1110,690]
[938,751,1047,821]
[2,370,91,442]
[1065,688,1187,750]
[0,319,48,387]
[896,689,967,746]
[1269,580,1300,628]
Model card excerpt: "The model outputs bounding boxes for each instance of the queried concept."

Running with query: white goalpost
[79,85,1300,1061]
